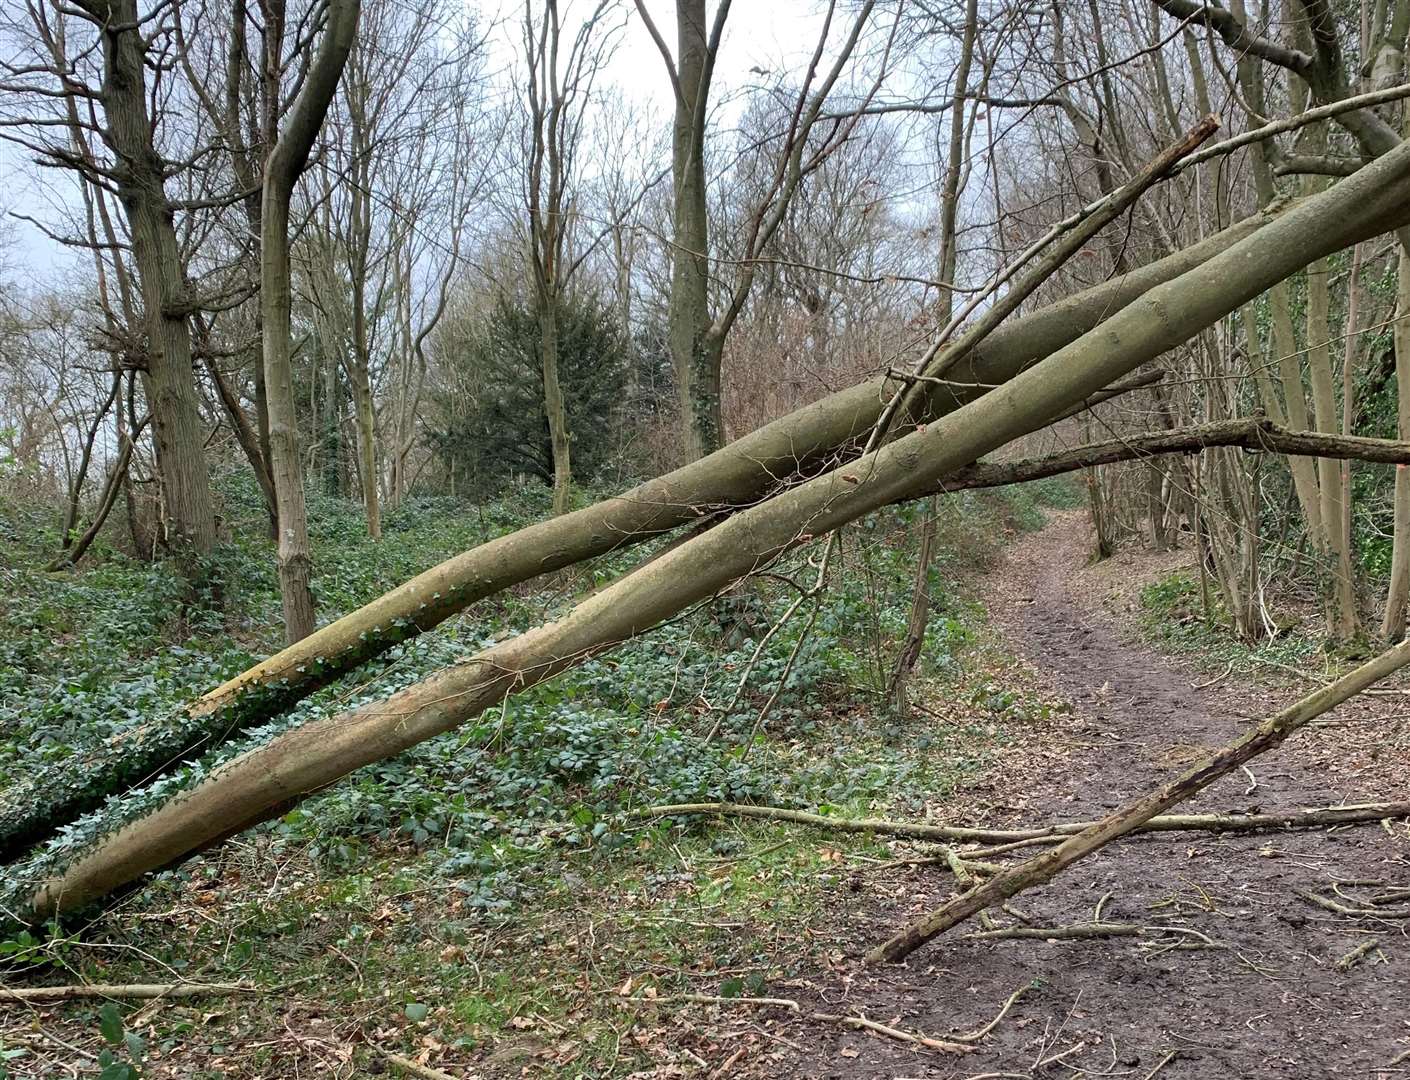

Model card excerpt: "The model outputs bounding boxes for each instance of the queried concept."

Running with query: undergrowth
[1137,569,1324,673]
[0,473,1074,1077]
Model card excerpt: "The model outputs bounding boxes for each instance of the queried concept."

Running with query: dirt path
[758,511,1410,1079]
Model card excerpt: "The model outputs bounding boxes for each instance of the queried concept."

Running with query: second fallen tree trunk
[14,131,1410,924]
[866,637,1410,964]
[935,418,1410,492]
[637,801,1410,844]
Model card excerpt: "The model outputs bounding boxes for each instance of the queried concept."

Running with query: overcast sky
[2,0,844,286]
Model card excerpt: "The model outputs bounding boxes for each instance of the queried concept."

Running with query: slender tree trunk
[1382,248,1410,638]
[349,308,381,539]
[539,294,572,515]
[262,185,318,643]
[888,497,938,715]
[259,0,361,643]
[46,418,143,572]
[349,233,381,538]
[669,0,719,461]
[889,0,976,715]
[57,373,121,551]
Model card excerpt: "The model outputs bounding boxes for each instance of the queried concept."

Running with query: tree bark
[539,296,572,515]
[666,0,721,461]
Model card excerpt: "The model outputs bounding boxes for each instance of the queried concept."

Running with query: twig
[813,1011,976,1054]
[622,993,801,1011]
[1143,1048,1179,1080]
[622,993,974,1054]
[967,922,1142,942]
[1335,938,1380,971]
[1298,889,1410,919]
[1034,1040,1088,1069]
[371,1046,461,1080]
[1194,661,1234,690]
[0,981,258,1004]
[1093,890,1115,922]
[951,983,1032,1042]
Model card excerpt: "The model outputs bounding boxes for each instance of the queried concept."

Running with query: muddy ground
[716,511,1410,1080]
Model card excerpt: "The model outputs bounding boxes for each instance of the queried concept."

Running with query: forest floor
[4,505,1410,1078]
[745,510,1410,1080]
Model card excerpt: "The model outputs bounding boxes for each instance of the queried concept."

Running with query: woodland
[1,0,1410,1076]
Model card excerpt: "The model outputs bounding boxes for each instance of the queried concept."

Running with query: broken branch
[637,800,1410,845]
[0,981,257,1004]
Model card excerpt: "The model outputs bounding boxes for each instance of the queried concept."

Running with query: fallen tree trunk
[935,418,1410,493]
[16,130,1410,923]
[637,800,1410,844]
[0,181,1279,862]
[866,636,1410,964]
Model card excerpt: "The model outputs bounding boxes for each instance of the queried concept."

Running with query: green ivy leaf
[98,1003,124,1045]
[404,1002,430,1022]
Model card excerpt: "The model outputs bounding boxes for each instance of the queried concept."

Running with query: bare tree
[0,0,219,563]
[519,0,621,514]
[261,0,360,642]
[633,0,890,460]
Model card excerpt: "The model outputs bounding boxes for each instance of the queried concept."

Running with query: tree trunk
[669,0,719,461]
[540,295,573,515]
[57,372,121,552]
[259,0,360,643]
[349,220,381,538]
[45,422,141,572]
[262,182,318,643]
[22,138,1410,920]
[95,0,217,560]
[349,312,381,539]
[0,203,1310,862]
[1382,247,1410,638]
[888,0,975,715]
